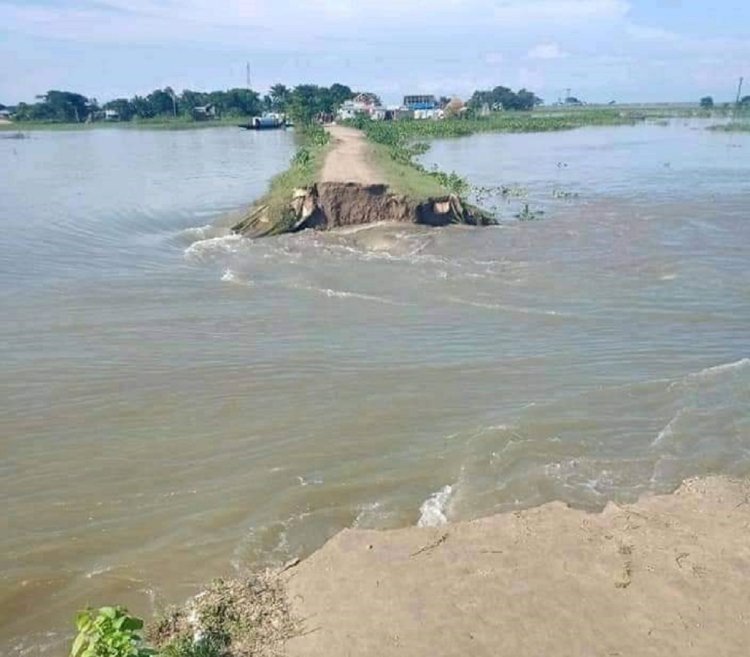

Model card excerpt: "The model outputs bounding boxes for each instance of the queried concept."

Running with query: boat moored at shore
[238,113,290,130]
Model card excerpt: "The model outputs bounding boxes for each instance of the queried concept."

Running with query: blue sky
[1,0,747,104]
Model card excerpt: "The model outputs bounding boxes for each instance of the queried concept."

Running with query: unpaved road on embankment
[320,125,386,185]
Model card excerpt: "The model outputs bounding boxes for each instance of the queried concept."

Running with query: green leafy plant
[71,607,155,657]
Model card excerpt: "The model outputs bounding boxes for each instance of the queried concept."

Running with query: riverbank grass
[233,125,331,234]
[368,142,446,198]
[147,575,297,657]
[263,126,330,225]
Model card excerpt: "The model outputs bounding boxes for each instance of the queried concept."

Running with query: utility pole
[736,76,744,106]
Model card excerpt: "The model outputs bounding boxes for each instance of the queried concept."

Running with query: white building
[336,93,380,121]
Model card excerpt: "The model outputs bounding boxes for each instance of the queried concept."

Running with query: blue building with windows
[403,95,438,110]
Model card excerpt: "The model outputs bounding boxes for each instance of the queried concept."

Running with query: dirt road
[320,125,386,185]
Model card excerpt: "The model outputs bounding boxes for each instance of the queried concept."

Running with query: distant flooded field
[2,120,748,655]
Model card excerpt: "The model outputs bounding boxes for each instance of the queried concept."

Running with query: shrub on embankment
[69,574,296,657]
[246,123,331,232]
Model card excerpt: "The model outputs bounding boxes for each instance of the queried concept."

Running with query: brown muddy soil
[232,182,495,238]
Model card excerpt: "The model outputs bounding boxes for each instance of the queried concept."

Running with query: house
[403,94,443,119]
[370,107,389,121]
[336,93,380,121]
[403,95,438,111]
[103,109,120,121]
[192,104,217,120]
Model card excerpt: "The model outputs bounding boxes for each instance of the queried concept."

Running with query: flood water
[2,121,748,654]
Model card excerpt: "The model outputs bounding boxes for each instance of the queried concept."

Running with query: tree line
[7,84,361,124]
[6,83,551,125]
[466,87,543,111]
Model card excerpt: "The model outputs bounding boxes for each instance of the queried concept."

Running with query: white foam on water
[417,485,453,527]
[687,358,749,381]
[221,269,244,284]
[651,408,685,447]
[296,475,323,487]
[85,564,114,579]
[183,234,245,263]
[289,283,405,306]
[180,224,214,241]
[445,296,563,317]
[353,501,383,528]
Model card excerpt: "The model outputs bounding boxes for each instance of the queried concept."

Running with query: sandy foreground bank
[281,476,749,657]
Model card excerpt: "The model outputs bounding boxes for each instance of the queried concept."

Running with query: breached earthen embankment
[283,476,750,657]
[231,124,496,239]
[151,476,750,657]
[231,182,495,237]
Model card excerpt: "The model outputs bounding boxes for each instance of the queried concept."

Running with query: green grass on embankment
[252,124,331,230]
[368,142,447,198]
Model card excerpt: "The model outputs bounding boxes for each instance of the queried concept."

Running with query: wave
[445,296,564,317]
[220,269,251,285]
[685,358,749,382]
[290,283,406,306]
[179,224,215,241]
[183,234,246,263]
[651,409,685,447]
[417,485,453,527]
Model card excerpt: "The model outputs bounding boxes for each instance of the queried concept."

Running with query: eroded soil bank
[153,477,750,657]
[231,124,496,238]
[231,182,495,238]
[282,476,750,657]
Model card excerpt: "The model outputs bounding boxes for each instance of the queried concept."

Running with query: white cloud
[492,0,629,23]
[625,23,681,42]
[1,0,747,103]
[527,42,569,60]
[1,0,631,45]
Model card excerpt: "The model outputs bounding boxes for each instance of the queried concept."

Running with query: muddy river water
[2,120,748,654]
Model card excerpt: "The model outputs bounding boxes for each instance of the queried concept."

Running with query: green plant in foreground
[71,607,155,657]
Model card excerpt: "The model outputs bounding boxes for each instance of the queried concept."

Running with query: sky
[1,0,748,105]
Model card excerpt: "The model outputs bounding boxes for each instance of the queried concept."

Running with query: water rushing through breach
[2,121,748,654]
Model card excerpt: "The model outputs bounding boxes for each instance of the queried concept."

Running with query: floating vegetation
[707,122,750,133]
[428,166,470,195]
[352,110,638,144]
[552,188,580,200]
[500,184,529,198]
[515,203,545,221]
[0,132,28,140]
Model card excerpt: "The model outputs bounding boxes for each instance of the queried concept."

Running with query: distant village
[334,93,471,122]
[0,84,544,126]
